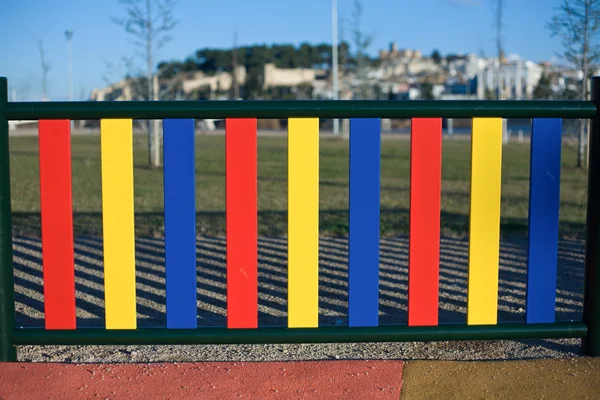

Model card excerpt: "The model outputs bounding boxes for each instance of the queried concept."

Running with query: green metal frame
[583,77,600,357]
[0,75,599,362]
[11,323,587,345]
[0,78,16,362]
[2,98,596,120]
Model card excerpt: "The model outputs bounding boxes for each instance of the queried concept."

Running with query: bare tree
[351,0,373,100]
[35,38,51,101]
[101,60,120,87]
[113,0,178,167]
[101,56,140,89]
[549,0,600,168]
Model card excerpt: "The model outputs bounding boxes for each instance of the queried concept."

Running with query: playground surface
[0,360,403,399]
[1,358,599,399]
[7,133,587,362]
[401,357,600,399]
[4,134,596,398]
[12,234,584,363]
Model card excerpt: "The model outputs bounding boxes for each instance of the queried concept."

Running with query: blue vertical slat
[163,118,197,329]
[348,118,381,327]
[526,118,562,323]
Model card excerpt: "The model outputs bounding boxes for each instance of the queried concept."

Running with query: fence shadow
[13,234,584,332]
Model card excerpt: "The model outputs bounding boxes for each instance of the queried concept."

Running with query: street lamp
[65,30,73,102]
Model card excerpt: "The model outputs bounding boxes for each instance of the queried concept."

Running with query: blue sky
[0,0,565,101]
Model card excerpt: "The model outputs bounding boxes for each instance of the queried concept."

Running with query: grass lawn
[8,133,589,239]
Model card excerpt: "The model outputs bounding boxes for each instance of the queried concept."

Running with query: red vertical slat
[226,118,258,328]
[38,120,76,329]
[408,118,442,326]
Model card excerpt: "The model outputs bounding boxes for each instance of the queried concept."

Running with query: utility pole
[332,0,340,135]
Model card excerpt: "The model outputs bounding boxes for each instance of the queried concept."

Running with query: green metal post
[0,77,16,361]
[584,76,600,357]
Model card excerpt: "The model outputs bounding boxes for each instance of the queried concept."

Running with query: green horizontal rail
[3,100,596,120]
[12,322,586,345]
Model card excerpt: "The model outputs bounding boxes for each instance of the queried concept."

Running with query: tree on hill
[533,73,554,100]
[431,49,442,65]
[155,42,354,99]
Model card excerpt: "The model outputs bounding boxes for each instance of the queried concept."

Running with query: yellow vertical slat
[288,118,319,328]
[100,119,136,329]
[467,118,503,325]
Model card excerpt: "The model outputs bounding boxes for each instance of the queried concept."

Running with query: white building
[447,54,485,79]
[480,59,543,99]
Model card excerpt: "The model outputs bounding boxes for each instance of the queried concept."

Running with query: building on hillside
[262,63,325,89]
[181,66,246,99]
[447,53,485,79]
[479,59,543,100]
[378,42,423,61]
[90,62,330,102]
[377,42,442,79]
[90,79,135,101]
[89,45,548,104]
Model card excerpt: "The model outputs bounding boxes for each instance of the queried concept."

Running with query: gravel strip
[13,235,585,362]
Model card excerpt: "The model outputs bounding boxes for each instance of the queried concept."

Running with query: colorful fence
[1,76,599,362]
[23,116,567,329]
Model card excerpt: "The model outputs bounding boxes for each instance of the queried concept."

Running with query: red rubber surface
[0,360,403,399]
